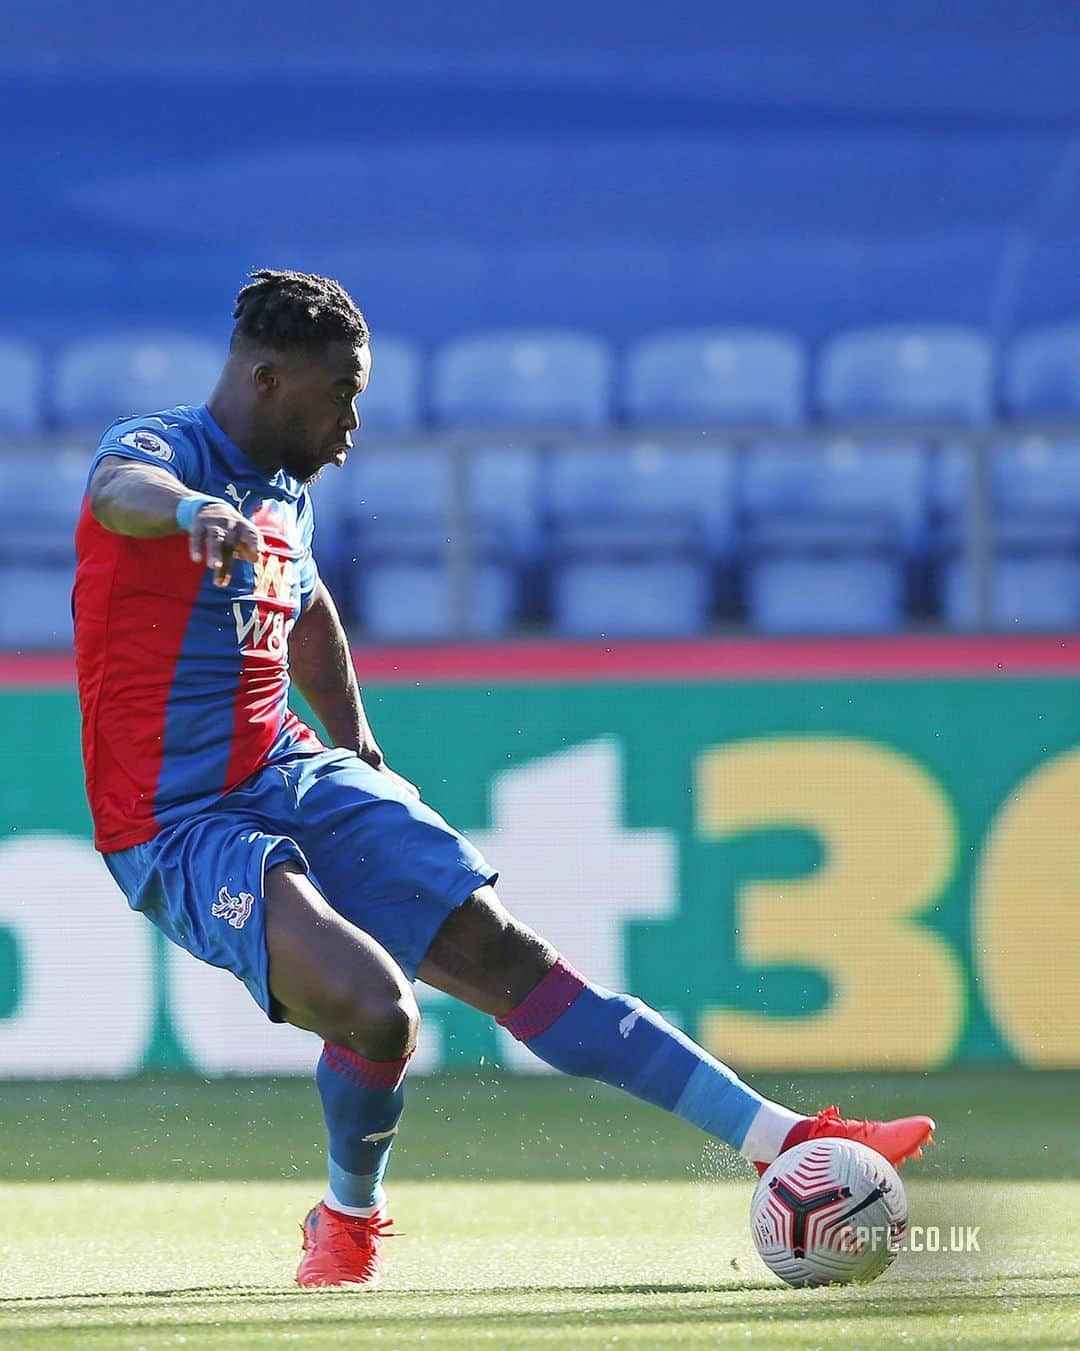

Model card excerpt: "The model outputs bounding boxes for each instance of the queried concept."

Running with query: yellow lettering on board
[696,738,964,1069]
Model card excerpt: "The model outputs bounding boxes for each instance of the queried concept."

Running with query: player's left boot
[296,1201,395,1288]
[753,1105,935,1177]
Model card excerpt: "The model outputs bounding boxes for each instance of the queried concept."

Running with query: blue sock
[315,1043,411,1213]
[498,959,798,1157]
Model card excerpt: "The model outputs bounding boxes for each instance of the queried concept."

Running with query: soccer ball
[750,1138,907,1287]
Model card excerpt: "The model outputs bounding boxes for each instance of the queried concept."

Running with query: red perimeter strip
[6,634,1080,687]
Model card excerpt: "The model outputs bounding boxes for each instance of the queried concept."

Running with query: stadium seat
[0,447,87,554]
[549,517,712,637]
[933,438,1080,629]
[0,562,75,649]
[53,332,221,431]
[0,448,86,648]
[741,441,929,633]
[545,442,737,558]
[344,446,525,638]
[360,335,423,432]
[624,328,806,427]
[431,330,612,430]
[1005,321,1080,418]
[0,339,42,436]
[818,324,993,425]
[543,442,737,635]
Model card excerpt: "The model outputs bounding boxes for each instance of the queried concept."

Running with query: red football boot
[296,1201,395,1288]
[754,1105,936,1177]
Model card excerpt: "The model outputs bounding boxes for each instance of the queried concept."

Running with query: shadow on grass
[3,1274,1075,1318]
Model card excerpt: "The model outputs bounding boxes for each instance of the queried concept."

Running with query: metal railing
[11,418,1080,641]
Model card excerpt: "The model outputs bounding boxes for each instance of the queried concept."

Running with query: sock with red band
[315,1042,411,1215]
[497,958,801,1161]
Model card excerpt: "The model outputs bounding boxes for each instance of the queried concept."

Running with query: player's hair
[231,269,369,353]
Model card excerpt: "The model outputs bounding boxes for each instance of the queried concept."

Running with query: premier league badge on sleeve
[119,428,175,461]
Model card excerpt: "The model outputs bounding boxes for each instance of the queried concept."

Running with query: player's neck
[205,392,282,476]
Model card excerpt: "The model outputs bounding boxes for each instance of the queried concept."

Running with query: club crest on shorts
[212,885,255,929]
[118,428,175,461]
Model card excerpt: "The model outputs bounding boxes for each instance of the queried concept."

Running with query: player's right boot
[753,1105,936,1177]
[296,1201,394,1288]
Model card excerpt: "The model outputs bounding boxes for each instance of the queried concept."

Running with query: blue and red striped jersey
[73,404,325,851]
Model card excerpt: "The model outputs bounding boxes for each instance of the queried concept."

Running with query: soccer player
[73,270,934,1289]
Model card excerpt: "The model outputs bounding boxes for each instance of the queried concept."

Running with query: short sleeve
[296,490,321,612]
[86,415,201,492]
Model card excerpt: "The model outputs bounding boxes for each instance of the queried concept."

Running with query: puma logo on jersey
[224,482,250,511]
[212,886,255,929]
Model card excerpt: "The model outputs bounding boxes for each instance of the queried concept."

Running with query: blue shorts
[103,747,497,1018]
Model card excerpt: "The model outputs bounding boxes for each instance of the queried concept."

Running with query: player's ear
[252,361,279,396]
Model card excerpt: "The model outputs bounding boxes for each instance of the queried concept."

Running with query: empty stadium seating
[0,339,42,436]
[338,445,532,638]
[818,325,993,425]
[0,449,86,648]
[624,329,805,427]
[360,337,422,432]
[54,333,221,432]
[544,442,736,636]
[431,331,612,430]
[741,441,929,633]
[934,438,1080,629]
[2,315,1079,644]
[1005,323,1080,418]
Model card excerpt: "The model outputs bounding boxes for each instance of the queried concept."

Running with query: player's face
[272,341,371,482]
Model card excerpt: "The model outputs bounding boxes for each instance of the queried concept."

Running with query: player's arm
[289,581,418,796]
[88,454,261,586]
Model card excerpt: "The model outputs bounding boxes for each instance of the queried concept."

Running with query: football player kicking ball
[73,269,934,1290]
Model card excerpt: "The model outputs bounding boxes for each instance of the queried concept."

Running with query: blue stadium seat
[546,442,737,557]
[742,441,929,549]
[549,517,712,637]
[818,324,992,425]
[0,448,87,648]
[53,332,221,431]
[0,339,42,436]
[344,446,523,638]
[933,438,1080,629]
[431,330,612,430]
[544,443,733,636]
[0,563,75,649]
[624,328,806,427]
[1005,322,1080,418]
[360,336,422,432]
[746,548,906,634]
[741,441,929,633]
[943,550,1080,631]
[0,448,87,553]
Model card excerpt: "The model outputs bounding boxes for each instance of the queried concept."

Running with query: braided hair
[231,269,369,352]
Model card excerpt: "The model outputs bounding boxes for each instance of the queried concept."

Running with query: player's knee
[323,979,420,1060]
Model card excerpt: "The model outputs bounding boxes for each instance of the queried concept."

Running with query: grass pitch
[1,1072,1077,1348]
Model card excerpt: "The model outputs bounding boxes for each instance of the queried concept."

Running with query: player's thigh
[287,748,496,982]
[417,885,557,1018]
[265,861,418,1058]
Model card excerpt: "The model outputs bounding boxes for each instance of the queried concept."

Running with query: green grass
[0,1072,1078,1348]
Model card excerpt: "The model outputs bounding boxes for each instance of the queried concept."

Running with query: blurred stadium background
[0,0,1078,1112]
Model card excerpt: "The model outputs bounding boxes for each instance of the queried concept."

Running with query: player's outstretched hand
[189,503,263,587]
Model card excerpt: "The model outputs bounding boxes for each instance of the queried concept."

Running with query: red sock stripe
[322,1043,411,1092]
[496,957,588,1041]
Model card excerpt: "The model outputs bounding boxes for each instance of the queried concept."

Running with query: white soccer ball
[750,1138,907,1287]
